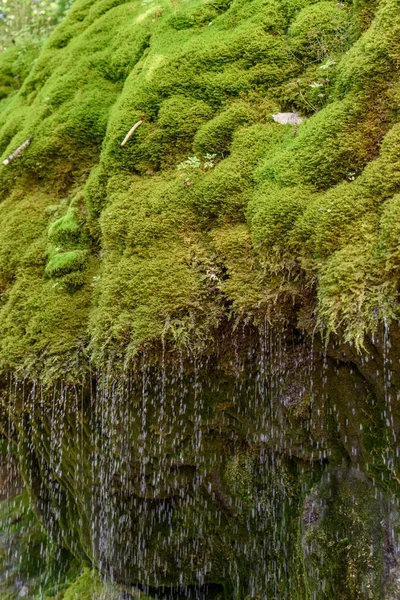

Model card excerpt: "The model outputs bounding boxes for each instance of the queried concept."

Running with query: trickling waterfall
[2,323,400,598]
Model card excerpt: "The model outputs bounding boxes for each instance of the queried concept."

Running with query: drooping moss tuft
[48,210,81,246]
[45,249,88,278]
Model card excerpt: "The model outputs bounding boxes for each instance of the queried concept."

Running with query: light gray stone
[272,112,304,125]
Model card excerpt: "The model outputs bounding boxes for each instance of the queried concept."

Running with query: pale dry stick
[120,120,143,147]
[2,136,33,165]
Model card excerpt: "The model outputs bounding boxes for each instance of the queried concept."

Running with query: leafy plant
[177,155,201,170]
[203,152,218,169]
[177,153,218,171]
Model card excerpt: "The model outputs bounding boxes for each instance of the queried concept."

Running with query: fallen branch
[2,136,33,166]
[120,120,143,147]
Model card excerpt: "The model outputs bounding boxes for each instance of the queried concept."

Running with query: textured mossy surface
[0,0,398,378]
[2,0,400,598]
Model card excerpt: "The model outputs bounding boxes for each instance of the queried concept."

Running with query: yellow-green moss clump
[0,0,398,377]
[60,568,151,599]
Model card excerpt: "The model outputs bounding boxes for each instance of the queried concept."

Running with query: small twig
[2,136,33,165]
[120,120,143,147]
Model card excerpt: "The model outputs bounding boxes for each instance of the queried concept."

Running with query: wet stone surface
[2,325,400,598]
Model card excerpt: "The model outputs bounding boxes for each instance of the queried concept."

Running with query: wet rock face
[9,325,400,598]
[302,467,400,600]
[0,454,22,501]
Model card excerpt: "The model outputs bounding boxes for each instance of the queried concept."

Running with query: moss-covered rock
[1,0,400,597]
[0,0,397,369]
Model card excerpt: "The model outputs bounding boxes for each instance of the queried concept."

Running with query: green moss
[45,249,88,278]
[48,210,81,246]
[248,184,312,249]
[292,184,370,258]
[351,0,380,34]
[0,190,49,286]
[0,493,83,599]
[334,0,400,97]
[378,194,400,273]
[0,276,91,377]
[85,164,108,223]
[193,102,258,155]
[317,243,395,344]
[256,96,375,190]
[62,569,100,599]
[168,0,232,31]
[0,0,397,370]
[211,224,265,314]
[90,242,206,354]
[223,450,255,513]
[288,1,352,63]
[61,569,153,599]
[0,2,399,595]
[158,95,214,146]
